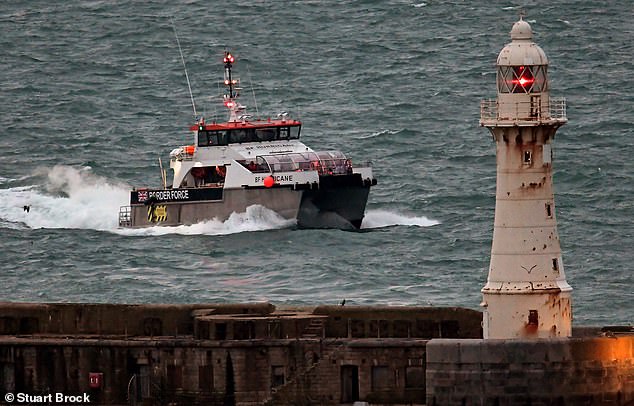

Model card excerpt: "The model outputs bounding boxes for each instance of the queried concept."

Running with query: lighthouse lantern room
[480,18,572,339]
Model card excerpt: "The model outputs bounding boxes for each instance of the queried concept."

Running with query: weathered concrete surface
[426,336,634,405]
[0,302,481,405]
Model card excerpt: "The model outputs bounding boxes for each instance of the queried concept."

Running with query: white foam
[1,166,434,234]
[0,165,130,230]
[356,129,402,140]
[361,209,439,229]
[115,205,295,236]
[0,165,296,236]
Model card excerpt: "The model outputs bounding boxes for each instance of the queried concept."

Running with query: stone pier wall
[426,336,634,406]
[0,302,481,405]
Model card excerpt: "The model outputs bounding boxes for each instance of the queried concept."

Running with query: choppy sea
[0,1,631,326]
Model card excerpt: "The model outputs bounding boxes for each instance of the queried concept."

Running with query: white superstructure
[480,18,572,339]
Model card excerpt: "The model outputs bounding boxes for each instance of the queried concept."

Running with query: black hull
[297,174,371,230]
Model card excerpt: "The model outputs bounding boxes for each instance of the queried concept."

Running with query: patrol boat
[118,51,376,229]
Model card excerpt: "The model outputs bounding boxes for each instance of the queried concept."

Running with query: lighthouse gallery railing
[480,97,567,123]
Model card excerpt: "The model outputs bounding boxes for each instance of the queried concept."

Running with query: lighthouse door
[530,95,541,119]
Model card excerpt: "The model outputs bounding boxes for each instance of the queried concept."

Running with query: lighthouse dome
[497,19,548,66]
[510,19,532,40]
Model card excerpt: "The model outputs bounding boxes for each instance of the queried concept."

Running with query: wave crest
[361,209,439,229]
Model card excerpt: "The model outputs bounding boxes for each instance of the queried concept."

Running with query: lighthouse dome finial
[510,17,533,40]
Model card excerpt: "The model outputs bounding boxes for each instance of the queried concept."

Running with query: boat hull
[120,174,372,230]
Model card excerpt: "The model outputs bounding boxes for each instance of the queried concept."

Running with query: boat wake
[115,205,296,237]
[361,209,439,229]
[0,165,295,235]
[0,166,129,231]
[0,165,438,235]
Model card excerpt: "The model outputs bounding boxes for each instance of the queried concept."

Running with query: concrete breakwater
[0,302,632,405]
[0,302,479,405]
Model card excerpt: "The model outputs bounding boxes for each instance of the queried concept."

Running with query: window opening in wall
[405,366,425,389]
[166,365,183,390]
[340,365,359,403]
[271,366,285,388]
[552,258,559,272]
[198,365,213,391]
[545,202,553,218]
[371,366,392,391]
[523,150,532,164]
[214,323,227,340]
[528,310,539,326]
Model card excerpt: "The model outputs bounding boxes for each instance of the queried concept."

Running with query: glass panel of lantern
[497,66,514,93]
[531,65,548,92]
[512,66,535,93]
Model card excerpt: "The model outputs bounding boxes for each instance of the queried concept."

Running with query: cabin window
[198,130,227,147]
[228,129,255,143]
[200,125,301,145]
[255,128,277,141]
[289,125,300,139]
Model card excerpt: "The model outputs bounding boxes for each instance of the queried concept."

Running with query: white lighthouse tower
[480,18,572,339]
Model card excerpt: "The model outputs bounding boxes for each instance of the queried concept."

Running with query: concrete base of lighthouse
[482,289,572,339]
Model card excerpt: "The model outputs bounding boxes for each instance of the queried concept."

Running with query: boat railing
[259,151,355,176]
[480,96,567,124]
[118,206,132,227]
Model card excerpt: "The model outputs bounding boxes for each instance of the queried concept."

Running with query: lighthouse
[480,18,572,339]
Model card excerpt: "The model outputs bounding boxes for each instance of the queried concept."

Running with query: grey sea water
[0,1,631,326]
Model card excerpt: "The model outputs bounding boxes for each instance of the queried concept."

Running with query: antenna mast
[170,18,197,119]
[246,63,260,119]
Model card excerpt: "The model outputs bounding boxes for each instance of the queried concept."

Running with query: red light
[226,53,234,63]
[511,66,534,89]
[224,79,230,85]
[225,100,235,108]
[512,76,535,87]
[519,77,534,86]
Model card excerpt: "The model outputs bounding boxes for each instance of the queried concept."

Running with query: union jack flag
[138,190,148,202]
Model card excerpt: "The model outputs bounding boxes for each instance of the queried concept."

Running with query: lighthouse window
[523,150,532,164]
[552,258,559,272]
[545,202,553,218]
[528,310,539,326]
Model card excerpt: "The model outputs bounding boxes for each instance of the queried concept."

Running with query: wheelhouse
[194,123,301,147]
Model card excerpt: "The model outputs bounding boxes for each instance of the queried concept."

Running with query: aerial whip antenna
[170,17,197,119]
[246,63,260,119]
